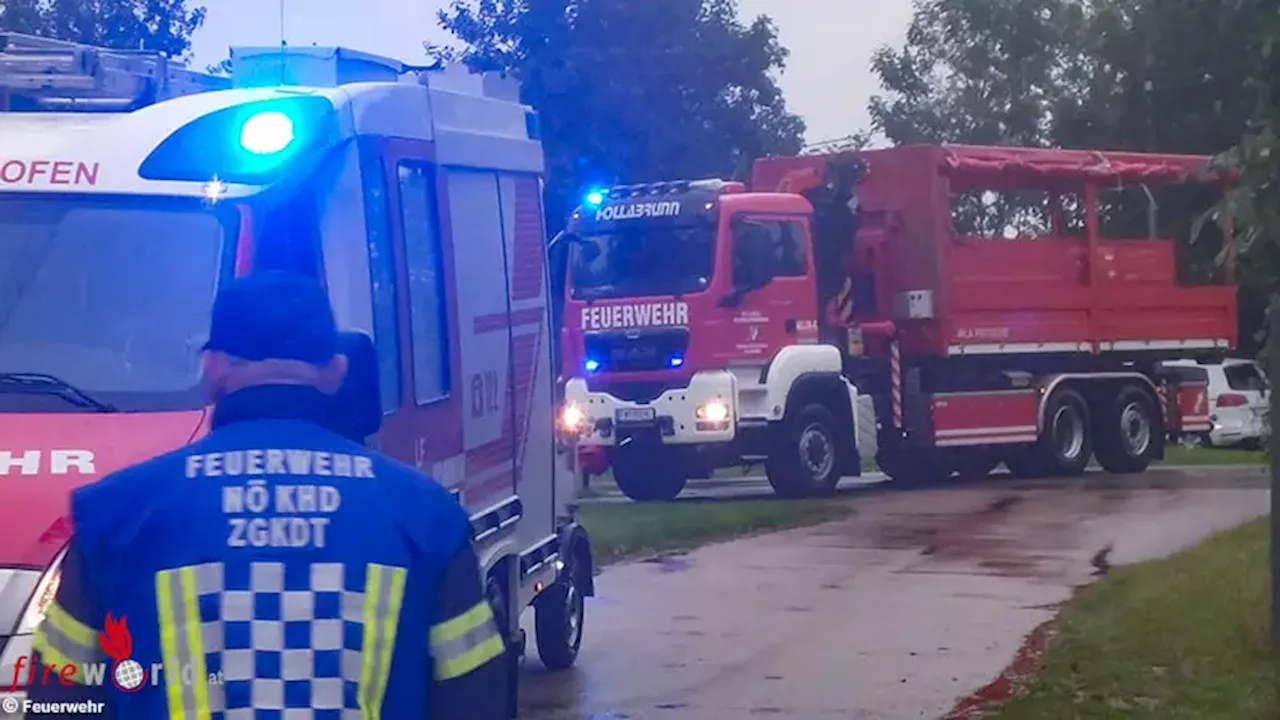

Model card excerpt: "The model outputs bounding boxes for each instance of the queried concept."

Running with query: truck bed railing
[0,31,229,112]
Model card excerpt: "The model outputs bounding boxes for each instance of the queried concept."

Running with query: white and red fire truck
[558,146,1232,501]
[0,33,591,716]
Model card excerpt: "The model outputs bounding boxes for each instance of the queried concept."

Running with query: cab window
[732,217,808,284]
[397,162,451,404]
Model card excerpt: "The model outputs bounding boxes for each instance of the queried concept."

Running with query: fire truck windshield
[0,196,233,412]
[569,225,715,300]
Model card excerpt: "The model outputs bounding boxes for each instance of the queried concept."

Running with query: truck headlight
[696,400,730,428]
[559,402,586,435]
[17,552,65,635]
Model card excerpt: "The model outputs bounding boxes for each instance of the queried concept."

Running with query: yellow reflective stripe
[32,603,103,684]
[429,601,492,645]
[434,633,504,681]
[43,602,97,649]
[179,566,211,720]
[357,563,407,720]
[31,631,88,685]
[157,567,211,720]
[156,569,185,720]
[430,600,504,681]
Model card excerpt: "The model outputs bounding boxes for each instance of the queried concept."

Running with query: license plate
[615,407,657,424]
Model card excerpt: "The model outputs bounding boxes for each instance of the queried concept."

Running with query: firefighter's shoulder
[366,451,471,555]
[69,443,195,547]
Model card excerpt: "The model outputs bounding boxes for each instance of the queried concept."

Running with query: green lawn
[1161,445,1265,466]
[578,498,852,566]
[981,517,1276,720]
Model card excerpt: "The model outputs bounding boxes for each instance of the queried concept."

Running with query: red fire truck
[558,144,1233,501]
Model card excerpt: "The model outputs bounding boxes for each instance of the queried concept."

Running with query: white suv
[1162,359,1270,448]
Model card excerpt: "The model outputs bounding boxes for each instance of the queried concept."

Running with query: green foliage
[435,0,806,230]
[0,0,207,59]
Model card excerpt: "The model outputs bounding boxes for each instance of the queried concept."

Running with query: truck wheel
[1033,389,1092,477]
[766,403,843,498]
[1094,386,1158,474]
[612,446,687,501]
[534,549,587,670]
[485,572,519,719]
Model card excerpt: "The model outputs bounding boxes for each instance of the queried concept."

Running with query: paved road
[578,463,1268,503]
[520,466,1268,719]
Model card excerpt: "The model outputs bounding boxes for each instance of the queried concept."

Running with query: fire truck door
[728,214,819,357]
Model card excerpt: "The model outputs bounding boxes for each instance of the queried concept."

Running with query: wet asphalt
[518,465,1270,719]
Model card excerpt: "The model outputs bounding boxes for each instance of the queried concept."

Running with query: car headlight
[16,549,65,635]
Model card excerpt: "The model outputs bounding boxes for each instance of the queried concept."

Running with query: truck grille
[583,328,689,373]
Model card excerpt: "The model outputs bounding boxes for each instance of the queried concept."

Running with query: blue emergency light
[239,111,296,155]
[584,358,601,372]
[584,188,607,207]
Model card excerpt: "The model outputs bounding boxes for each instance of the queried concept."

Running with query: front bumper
[564,371,738,446]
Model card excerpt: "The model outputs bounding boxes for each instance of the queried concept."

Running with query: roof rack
[0,31,230,112]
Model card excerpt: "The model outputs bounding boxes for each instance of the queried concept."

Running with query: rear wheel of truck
[612,445,688,501]
[534,546,587,670]
[766,403,843,498]
[1094,385,1158,474]
[1032,388,1092,477]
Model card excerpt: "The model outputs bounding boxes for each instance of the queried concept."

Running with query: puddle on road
[641,552,693,573]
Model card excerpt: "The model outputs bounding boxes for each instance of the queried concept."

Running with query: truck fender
[557,522,596,596]
[1036,372,1159,433]
[760,344,843,420]
[476,539,521,586]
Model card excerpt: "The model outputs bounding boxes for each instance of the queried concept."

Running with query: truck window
[360,142,402,413]
[732,218,808,278]
[397,162,451,404]
[0,197,232,412]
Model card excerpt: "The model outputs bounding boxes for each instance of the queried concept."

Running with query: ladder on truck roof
[0,31,230,112]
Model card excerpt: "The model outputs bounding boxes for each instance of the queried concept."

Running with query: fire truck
[558,145,1232,501]
[0,33,591,717]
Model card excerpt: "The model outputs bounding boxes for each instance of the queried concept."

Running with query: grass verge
[1161,445,1264,466]
[579,498,852,566]
[981,517,1276,720]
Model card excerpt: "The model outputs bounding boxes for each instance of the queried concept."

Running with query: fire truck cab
[559,146,1234,501]
[0,33,591,717]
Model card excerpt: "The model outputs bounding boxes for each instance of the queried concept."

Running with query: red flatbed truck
[558,144,1233,500]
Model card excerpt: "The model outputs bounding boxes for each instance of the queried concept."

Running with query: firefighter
[25,271,508,719]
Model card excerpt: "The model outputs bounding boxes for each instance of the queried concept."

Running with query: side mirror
[329,331,382,442]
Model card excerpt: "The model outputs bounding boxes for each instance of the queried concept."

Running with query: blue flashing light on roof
[584,188,607,208]
[239,111,295,155]
[584,358,601,373]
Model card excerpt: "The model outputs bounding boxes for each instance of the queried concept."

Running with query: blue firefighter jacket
[26,385,509,720]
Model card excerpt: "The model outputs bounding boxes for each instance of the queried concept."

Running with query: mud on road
[519,467,1268,720]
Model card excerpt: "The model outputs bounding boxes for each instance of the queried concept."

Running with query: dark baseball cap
[203,271,339,364]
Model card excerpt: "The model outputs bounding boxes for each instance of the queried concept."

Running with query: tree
[867,0,1094,146]
[436,0,805,231]
[0,0,207,59]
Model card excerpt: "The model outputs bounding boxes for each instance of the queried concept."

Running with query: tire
[1094,386,1159,474]
[611,445,687,501]
[485,573,519,719]
[1033,389,1092,477]
[535,548,586,670]
[765,403,844,498]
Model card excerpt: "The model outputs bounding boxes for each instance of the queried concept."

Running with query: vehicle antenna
[278,0,288,84]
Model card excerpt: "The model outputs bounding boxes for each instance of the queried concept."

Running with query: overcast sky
[189,0,914,143]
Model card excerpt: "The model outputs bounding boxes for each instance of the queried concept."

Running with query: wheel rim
[799,422,835,479]
[563,564,585,649]
[1051,405,1085,461]
[1120,402,1151,456]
